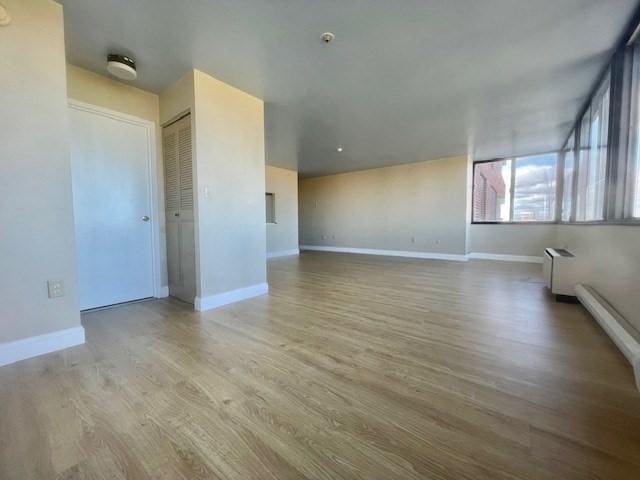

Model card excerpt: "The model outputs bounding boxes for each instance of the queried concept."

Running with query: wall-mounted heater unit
[576,285,640,392]
[543,248,581,302]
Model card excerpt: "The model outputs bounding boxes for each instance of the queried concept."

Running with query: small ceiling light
[107,54,137,81]
[321,32,335,44]
[0,3,12,26]
[337,147,343,152]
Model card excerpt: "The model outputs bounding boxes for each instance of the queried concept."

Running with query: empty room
[2,0,640,478]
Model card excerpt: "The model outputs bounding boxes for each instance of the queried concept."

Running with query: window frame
[553,7,640,227]
[556,46,640,226]
[471,152,560,225]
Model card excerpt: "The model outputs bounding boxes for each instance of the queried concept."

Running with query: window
[561,133,575,221]
[473,154,557,223]
[512,154,557,222]
[265,192,275,223]
[626,42,640,218]
[575,76,610,221]
[473,160,510,222]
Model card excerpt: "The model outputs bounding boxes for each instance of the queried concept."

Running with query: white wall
[299,156,468,255]
[468,224,556,258]
[0,0,81,343]
[556,225,640,332]
[66,64,168,288]
[266,166,299,256]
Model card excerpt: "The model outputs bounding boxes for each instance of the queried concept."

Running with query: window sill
[471,220,640,226]
[471,221,556,225]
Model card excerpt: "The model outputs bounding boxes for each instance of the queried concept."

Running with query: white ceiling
[59,0,638,176]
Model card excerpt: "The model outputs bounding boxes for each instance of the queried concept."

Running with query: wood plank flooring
[2,252,640,479]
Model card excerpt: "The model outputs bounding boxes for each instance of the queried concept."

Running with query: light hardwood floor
[2,252,640,479]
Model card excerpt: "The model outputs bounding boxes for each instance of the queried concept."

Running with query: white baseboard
[576,284,640,392]
[157,286,170,298]
[267,249,300,259]
[467,252,543,264]
[300,245,468,262]
[0,326,86,368]
[195,283,269,312]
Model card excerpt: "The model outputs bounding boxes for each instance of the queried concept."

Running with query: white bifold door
[163,115,196,304]
[69,104,155,310]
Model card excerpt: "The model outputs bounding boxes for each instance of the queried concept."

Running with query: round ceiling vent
[0,3,12,26]
[107,54,137,81]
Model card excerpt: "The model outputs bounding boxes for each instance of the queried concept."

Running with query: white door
[163,115,196,303]
[69,105,155,310]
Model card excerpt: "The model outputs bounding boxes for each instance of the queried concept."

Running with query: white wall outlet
[47,280,64,298]
[322,235,328,240]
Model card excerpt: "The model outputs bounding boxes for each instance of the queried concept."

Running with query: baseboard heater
[575,284,640,392]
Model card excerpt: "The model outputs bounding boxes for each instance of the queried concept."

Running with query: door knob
[141,215,150,222]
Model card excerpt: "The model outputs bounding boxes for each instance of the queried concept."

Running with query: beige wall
[160,70,267,300]
[0,0,81,342]
[469,224,557,257]
[266,166,299,255]
[66,64,168,288]
[192,70,266,297]
[556,225,640,332]
[299,156,468,255]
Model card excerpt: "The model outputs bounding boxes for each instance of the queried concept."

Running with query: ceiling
[59,0,638,176]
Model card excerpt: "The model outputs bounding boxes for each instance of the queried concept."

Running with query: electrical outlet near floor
[47,280,65,298]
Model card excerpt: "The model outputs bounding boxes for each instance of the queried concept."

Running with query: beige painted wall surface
[67,64,160,122]
[66,65,168,287]
[266,166,299,254]
[0,0,81,342]
[299,156,468,254]
[556,225,640,332]
[159,71,196,126]
[192,70,267,297]
[468,224,557,257]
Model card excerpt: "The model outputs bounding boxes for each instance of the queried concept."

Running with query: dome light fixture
[107,54,137,81]
[321,32,335,44]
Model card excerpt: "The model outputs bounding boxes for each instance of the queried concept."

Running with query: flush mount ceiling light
[321,32,335,44]
[106,54,137,81]
[337,146,343,152]
[0,3,12,26]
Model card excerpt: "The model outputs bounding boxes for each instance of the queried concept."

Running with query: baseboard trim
[195,283,269,312]
[300,245,468,262]
[157,286,170,298]
[467,252,543,264]
[575,284,640,392]
[0,326,86,368]
[267,249,300,259]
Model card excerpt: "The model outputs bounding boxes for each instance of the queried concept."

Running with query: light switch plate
[47,280,64,298]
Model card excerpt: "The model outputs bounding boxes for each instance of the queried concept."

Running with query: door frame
[68,99,165,301]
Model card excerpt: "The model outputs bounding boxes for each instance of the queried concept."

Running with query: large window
[473,160,510,222]
[561,133,575,221]
[627,42,640,219]
[472,154,557,223]
[574,77,610,221]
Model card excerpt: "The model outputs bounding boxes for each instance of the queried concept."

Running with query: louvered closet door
[163,115,196,303]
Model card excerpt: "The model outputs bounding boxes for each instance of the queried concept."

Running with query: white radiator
[543,248,583,299]
[575,284,640,392]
